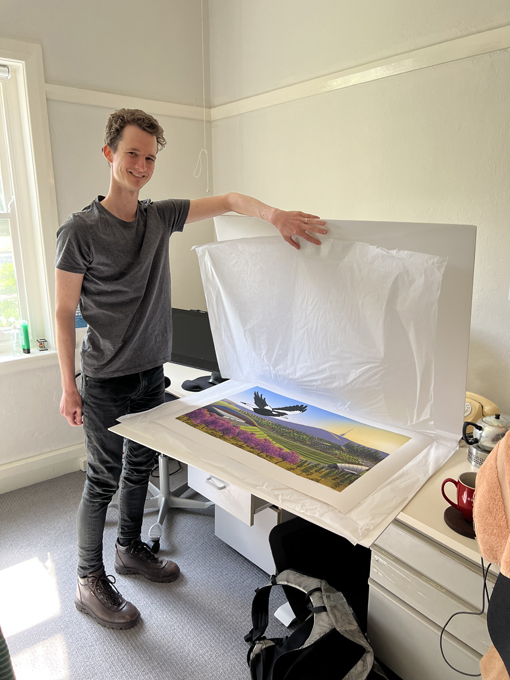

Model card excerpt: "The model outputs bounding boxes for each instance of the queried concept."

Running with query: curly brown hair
[104,108,167,153]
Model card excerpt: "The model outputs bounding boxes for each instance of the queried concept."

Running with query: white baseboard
[0,443,86,494]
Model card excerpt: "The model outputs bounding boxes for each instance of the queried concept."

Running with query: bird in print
[241,391,308,418]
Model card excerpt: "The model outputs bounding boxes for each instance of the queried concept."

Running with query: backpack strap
[305,586,327,614]
[244,575,278,644]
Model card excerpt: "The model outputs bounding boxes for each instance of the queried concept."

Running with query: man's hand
[271,210,327,250]
[60,388,83,427]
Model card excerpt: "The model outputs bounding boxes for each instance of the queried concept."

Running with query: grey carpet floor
[0,466,289,680]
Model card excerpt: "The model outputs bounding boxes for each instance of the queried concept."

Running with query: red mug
[441,472,477,523]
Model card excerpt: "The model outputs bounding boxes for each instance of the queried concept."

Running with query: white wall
[0,0,212,483]
[209,1,510,415]
[209,0,510,105]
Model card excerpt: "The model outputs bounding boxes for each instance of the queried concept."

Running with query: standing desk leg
[144,453,214,552]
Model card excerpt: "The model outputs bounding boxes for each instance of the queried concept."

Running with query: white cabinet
[374,521,493,610]
[366,445,500,680]
[370,547,491,655]
[369,580,482,680]
[368,521,496,680]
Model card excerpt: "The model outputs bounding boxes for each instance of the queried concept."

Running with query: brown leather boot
[75,566,140,629]
[115,539,180,583]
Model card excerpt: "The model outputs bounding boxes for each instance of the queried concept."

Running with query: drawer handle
[206,476,227,491]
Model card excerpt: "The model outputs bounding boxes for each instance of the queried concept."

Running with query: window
[0,41,59,356]
[0,77,23,349]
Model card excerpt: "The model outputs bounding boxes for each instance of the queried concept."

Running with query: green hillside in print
[177,387,408,494]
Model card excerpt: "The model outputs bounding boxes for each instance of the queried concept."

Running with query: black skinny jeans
[77,365,164,576]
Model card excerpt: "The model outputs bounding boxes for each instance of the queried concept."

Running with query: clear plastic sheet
[195,234,447,435]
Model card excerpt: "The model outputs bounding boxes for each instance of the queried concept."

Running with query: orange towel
[481,646,510,680]
[474,432,510,577]
[473,431,510,680]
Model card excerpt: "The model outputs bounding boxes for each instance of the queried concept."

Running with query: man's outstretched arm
[186,193,327,250]
[56,268,84,426]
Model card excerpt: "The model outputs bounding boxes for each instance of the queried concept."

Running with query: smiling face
[103,124,158,195]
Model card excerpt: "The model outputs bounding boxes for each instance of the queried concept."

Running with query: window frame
[0,38,59,355]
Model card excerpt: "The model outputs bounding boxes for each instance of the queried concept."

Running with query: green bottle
[20,320,30,354]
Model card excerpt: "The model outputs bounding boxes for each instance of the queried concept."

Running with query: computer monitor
[170,308,220,373]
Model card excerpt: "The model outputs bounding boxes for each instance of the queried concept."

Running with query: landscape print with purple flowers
[177,387,410,493]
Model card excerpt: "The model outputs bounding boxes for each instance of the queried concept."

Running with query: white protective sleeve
[195,234,447,436]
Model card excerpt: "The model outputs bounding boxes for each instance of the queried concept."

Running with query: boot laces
[90,573,124,608]
[131,540,160,564]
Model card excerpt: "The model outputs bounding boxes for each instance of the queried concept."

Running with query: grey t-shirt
[55,196,190,378]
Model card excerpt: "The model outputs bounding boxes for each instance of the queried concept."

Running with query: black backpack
[245,569,387,680]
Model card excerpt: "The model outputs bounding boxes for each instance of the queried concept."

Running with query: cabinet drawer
[374,521,495,609]
[371,547,491,656]
[188,466,263,526]
[368,580,481,680]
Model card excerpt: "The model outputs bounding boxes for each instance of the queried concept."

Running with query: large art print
[177,386,411,497]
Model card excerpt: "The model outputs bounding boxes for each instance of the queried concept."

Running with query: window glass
[0,173,4,212]
[0,218,21,328]
[0,83,6,213]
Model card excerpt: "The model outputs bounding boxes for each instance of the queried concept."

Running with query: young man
[55,108,326,630]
